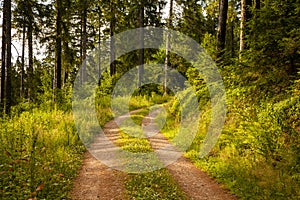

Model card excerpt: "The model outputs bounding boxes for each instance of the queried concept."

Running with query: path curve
[70,108,238,199]
[144,107,238,200]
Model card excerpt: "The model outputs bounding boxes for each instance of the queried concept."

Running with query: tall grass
[0,109,84,199]
[161,83,300,199]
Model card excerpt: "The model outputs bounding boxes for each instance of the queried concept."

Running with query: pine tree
[138,0,144,88]
[216,0,228,59]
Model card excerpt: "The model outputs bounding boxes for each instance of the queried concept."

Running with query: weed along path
[70,108,238,199]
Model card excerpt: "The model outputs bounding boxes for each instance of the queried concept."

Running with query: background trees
[0,0,300,199]
[1,0,299,110]
[0,0,298,117]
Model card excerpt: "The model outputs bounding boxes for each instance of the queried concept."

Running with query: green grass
[159,88,300,200]
[0,94,179,199]
[125,169,186,200]
[116,109,186,199]
[0,109,84,199]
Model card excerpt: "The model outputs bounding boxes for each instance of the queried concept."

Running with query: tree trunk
[98,6,101,85]
[55,0,62,90]
[164,0,173,94]
[62,21,70,85]
[230,21,235,58]
[21,21,26,98]
[1,0,7,111]
[5,0,12,114]
[28,14,33,102]
[110,0,116,76]
[82,0,87,82]
[216,0,228,58]
[138,1,144,88]
[255,0,260,10]
[240,0,252,52]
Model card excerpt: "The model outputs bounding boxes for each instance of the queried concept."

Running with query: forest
[0,0,300,199]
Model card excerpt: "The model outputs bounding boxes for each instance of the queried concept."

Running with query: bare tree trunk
[138,1,144,88]
[21,21,26,98]
[216,0,228,59]
[55,0,62,91]
[1,0,7,111]
[240,0,252,52]
[98,6,101,85]
[62,22,70,85]
[28,16,33,102]
[82,0,87,82]
[164,0,173,94]
[5,0,12,114]
[110,0,116,76]
[230,21,234,58]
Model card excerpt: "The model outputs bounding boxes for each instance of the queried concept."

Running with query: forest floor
[69,109,237,200]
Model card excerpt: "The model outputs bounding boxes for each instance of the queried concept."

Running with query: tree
[176,0,208,43]
[248,0,300,75]
[216,0,228,59]
[138,0,144,88]
[81,0,88,83]
[109,0,116,76]
[20,19,26,98]
[164,0,173,94]
[239,0,252,52]
[0,0,12,113]
[55,0,62,91]
[27,0,34,101]
[6,0,12,113]
[1,0,7,111]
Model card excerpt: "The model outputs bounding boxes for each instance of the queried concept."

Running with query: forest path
[70,108,237,200]
[69,118,128,200]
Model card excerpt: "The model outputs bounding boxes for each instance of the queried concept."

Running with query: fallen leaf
[36,183,44,192]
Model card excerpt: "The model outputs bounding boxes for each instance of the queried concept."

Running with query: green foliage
[0,109,84,199]
[248,0,300,74]
[161,63,300,199]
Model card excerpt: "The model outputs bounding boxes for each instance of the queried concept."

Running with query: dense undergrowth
[0,67,174,199]
[162,66,300,199]
[0,108,84,199]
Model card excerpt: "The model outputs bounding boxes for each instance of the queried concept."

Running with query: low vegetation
[117,109,186,199]
[161,68,300,199]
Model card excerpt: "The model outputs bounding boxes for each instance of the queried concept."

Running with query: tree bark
[28,10,33,102]
[21,21,26,98]
[240,0,252,52]
[5,0,12,113]
[55,0,62,90]
[216,0,228,58]
[164,0,173,94]
[1,0,7,111]
[138,1,144,88]
[82,0,87,82]
[98,6,101,85]
[110,0,116,76]
[62,24,69,85]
